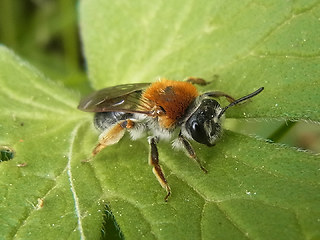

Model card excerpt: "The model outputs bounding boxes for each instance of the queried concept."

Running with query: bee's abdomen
[94,112,133,132]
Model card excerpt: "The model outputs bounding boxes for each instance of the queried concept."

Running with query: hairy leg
[178,133,208,173]
[86,120,134,161]
[148,137,171,201]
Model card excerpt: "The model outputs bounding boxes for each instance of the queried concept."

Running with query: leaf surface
[82,0,320,238]
[81,0,320,121]
[1,0,320,239]
[0,47,102,239]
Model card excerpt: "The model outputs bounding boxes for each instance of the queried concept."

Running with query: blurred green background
[0,0,91,94]
[0,0,319,154]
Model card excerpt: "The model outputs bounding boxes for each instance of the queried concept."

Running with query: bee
[78,77,264,201]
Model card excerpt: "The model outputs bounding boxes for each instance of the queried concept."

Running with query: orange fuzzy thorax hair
[142,79,199,128]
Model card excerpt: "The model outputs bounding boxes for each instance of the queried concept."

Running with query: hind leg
[86,120,134,161]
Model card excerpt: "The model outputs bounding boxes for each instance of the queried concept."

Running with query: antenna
[218,87,264,119]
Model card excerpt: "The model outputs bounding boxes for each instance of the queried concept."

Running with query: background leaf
[0,0,319,239]
[79,0,320,239]
[81,0,320,121]
[0,47,102,239]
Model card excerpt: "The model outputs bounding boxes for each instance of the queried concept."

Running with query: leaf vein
[0,83,70,115]
[6,51,77,109]
[106,195,159,240]
[215,202,252,240]
[67,123,86,240]
[230,149,320,186]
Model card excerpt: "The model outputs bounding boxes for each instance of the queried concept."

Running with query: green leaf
[81,0,320,121]
[1,0,320,240]
[92,131,320,239]
[79,0,320,239]
[0,47,102,239]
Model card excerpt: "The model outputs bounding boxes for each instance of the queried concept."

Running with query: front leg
[148,137,171,201]
[185,77,235,103]
[204,91,236,103]
[184,75,219,86]
[185,77,208,86]
[178,133,208,173]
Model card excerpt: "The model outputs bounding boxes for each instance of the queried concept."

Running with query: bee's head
[183,87,264,146]
[184,98,222,146]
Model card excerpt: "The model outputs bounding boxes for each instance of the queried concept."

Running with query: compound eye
[185,98,221,146]
[189,121,208,145]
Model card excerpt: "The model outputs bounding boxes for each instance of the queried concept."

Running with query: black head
[184,87,264,146]
[185,98,222,146]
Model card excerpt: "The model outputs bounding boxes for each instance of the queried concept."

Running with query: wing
[78,83,152,114]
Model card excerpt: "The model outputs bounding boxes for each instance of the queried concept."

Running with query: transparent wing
[78,83,152,114]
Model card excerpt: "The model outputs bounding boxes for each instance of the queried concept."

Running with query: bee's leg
[90,120,134,158]
[185,75,220,86]
[148,137,171,201]
[185,77,208,86]
[178,133,208,173]
[204,91,236,103]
